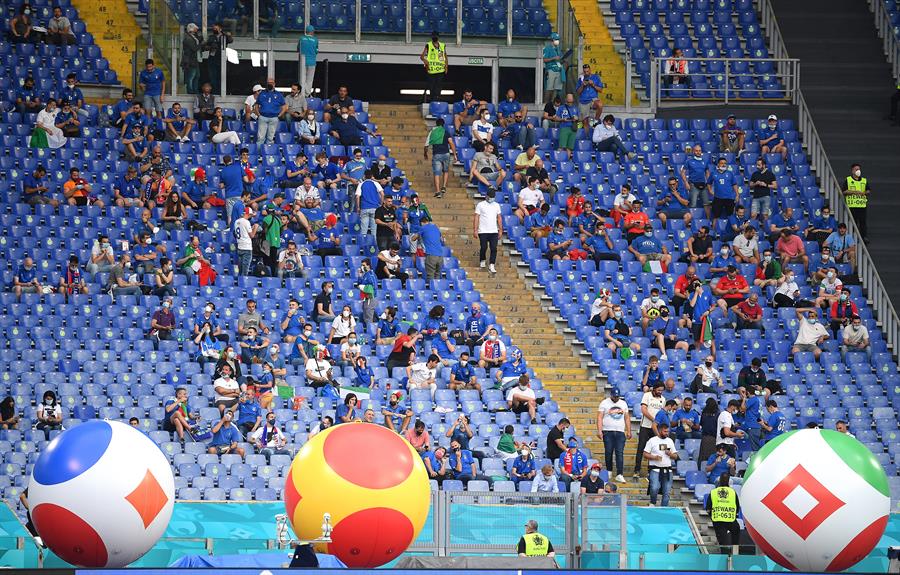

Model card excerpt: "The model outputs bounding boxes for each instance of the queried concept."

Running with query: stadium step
[71,0,142,86]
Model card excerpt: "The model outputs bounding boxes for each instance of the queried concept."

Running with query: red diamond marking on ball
[125,469,169,529]
[761,464,845,540]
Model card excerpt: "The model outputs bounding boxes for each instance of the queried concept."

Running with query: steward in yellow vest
[517,520,556,557]
[842,163,871,242]
[705,474,741,553]
[420,31,448,104]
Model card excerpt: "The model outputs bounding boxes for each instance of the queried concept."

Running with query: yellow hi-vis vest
[524,532,550,556]
[710,486,738,523]
[426,42,446,75]
[845,176,868,209]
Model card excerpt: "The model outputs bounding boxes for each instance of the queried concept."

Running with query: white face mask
[853,169,861,178]
[590,470,600,478]
[307,115,314,121]
[488,334,497,341]
[826,271,835,279]
[717,166,727,173]
[205,306,213,314]
[342,310,350,318]
[552,39,559,45]
[720,248,728,256]
[227,351,236,359]
[768,123,777,129]
[303,329,312,337]
[482,114,490,121]
[341,113,349,120]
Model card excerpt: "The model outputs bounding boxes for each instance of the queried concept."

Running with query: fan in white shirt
[328,305,357,343]
[407,355,440,399]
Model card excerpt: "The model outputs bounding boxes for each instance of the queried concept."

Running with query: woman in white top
[298,112,320,145]
[35,99,68,149]
[328,305,357,344]
[471,109,494,152]
[773,270,800,308]
[208,106,241,145]
[339,331,362,366]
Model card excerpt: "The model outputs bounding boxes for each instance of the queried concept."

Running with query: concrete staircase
[71,0,142,86]
[370,103,657,501]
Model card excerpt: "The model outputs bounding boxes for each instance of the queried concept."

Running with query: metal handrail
[868,0,900,83]
[650,56,800,104]
[756,0,900,359]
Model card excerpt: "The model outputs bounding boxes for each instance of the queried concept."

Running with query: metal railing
[757,0,900,359]
[648,57,799,109]
[147,0,183,73]
[869,0,900,83]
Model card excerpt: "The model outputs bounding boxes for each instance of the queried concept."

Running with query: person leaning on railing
[663,48,691,89]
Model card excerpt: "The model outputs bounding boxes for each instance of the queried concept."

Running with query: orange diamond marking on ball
[761,464,845,540]
[125,470,169,529]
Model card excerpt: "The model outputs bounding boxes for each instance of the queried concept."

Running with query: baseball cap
[767,114,778,121]
[252,84,264,92]
[591,463,601,470]
[610,387,621,398]
[306,25,315,32]
[550,32,560,40]
[726,113,736,119]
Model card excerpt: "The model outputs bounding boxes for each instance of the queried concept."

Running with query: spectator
[11,256,41,301]
[35,390,63,439]
[233,387,262,435]
[732,226,760,265]
[772,268,801,308]
[652,399,677,435]
[829,288,858,338]
[139,59,166,118]
[160,192,186,232]
[243,84,261,124]
[651,307,689,360]
[181,23,201,94]
[531,464,560,493]
[58,255,88,300]
[194,82,215,120]
[462,302,493,354]
[375,242,409,287]
[754,249,782,288]
[59,74,88,119]
[213,363,241,414]
[405,194,433,267]
[407,354,440,399]
[512,145,539,184]
[709,157,739,231]
[239,326,269,365]
[370,154,392,186]
[308,415,333,438]
[691,355,724,394]
[404,420,431,453]
[496,88,526,127]
[254,78,286,144]
[338,332,362,368]
[639,288,668,330]
[106,254,143,297]
[375,194,402,252]
[23,165,59,208]
[575,63,603,133]
[604,304,641,358]
[842,163,870,243]
[644,423,678,506]
[163,102,195,142]
[282,82,306,122]
[0,396,20,430]
[681,145,711,217]
[311,283,335,323]
[543,33,563,102]
[113,165,143,208]
[719,114,744,154]
[208,107,241,146]
[544,219,572,262]
[421,445,449,484]
[761,400,786,444]
[841,315,870,359]
[704,444,736,484]
[748,157,777,224]
[15,76,42,115]
[207,411,245,458]
[776,230,809,273]
[596,388,630,483]
[641,356,663,392]
[581,463,605,494]
[148,298,176,348]
[732,292,763,331]
[453,88,487,131]
[176,235,209,281]
[584,220,619,264]
[683,226,714,264]
[470,107,495,153]
[249,412,290,461]
[277,240,306,279]
[552,92,579,158]
[473,188,503,273]
[54,100,80,138]
[759,114,787,160]
[557,438,588,489]
[503,110,536,150]
[714,265,750,312]
[34,99,67,149]
[723,205,751,243]
[380,391,413,433]
[806,205,837,246]
[478,327,506,369]
[232,207,257,276]
[511,446,537,485]
[496,348,527,389]
[330,106,376,147]
[628,225,672,270]
[335,393,360,424]
[814,268,842,309]
[545,417,570,463]
[507,375,538,424]
[323,85,354,122]
[717,399,745,457]
[663,47,690,88]
[810,248,837,284]
[591,114,634,159]
[356,169,384,237]
[697,398,720,464]
[468,143,505,196]
[673,396,701,441]
[824,222,857,269]
[622,199,650,243]
[657,177,692,228]
[304,347,335,390]
[448,439,489,486]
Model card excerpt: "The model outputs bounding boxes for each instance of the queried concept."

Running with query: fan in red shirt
[566,186,585,220]
[828,288,858,338]
[622,200,651,242]
[732,292,764,330]
[714,265,750,312]
[672,265,698,316]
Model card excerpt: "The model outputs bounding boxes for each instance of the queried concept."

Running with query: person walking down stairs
[424,118,457,198]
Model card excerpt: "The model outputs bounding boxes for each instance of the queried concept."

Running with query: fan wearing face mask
[250,412,290,462]
[791,308,830,360]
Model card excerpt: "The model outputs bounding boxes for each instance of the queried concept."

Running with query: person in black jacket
[737,357,782,395]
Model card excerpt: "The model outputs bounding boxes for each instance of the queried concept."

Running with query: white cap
[252,84,264,92]
[767,114,777,121]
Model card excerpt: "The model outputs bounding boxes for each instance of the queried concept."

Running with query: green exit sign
[346,53,371,62]
[468,57,484,65]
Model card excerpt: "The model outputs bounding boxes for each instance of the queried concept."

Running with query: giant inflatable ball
[741,429,890,571]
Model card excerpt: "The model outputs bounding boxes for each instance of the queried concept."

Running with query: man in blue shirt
[311,152,341,193]
[805,205,837,246]
[254,78,286,144]
[22,166,59,208]
[709,244,737,279]
[680,144,710,215]
[628,225,672,269]
[416,215,444,281]
[671,396,701,441]
[163,102,195,142]
[449,439,490,487]
[220,155,245,225]
[553,93,579,157]
[652,399,678,434]
[452,89,486,131]
[557,438,589,489]
[234,389,262,435]
[449,352,480,390]
[121,101,148,139]
[207,411,245,457]
[112,88,135,128]
[356,170,383,237]
[132,232,158,275]
[575,63,604,135]
[584,222,620,263]
[709,157,739,231]
[656,177,691,228]
[139,58,166,117]
[13,256,41,301]
[329,106,375,146]
[495,347,527,390]
[280,152,309,189]
[741,385,765,451]
[650,307,688,360]
[341,149,368,187]
[381,391,413,433]
[704,444,735,484]
[724,205,750,242]
[502,111,536,150]
[758,113,787,161]
[511,449,536,485]
[463,302,493,354]
[768,206,799,244]
[297,25,319,96]
[761,400,786,444]
[15,76,42,115]
[824,222,857,269]
[497,88,526,127]
[59,73,88,118]
[182,167,213,210]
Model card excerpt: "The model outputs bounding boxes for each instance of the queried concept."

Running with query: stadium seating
[165,0,552,37]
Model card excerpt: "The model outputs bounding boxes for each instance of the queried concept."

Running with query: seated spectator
[772,268,801,308]
[329,106,376,146]
[305,347,335,390]
[249,412,290,461]
[15,76,42,115]
[239,326,269,365]
[528,158,557,196]
[275,240,304,279]
[732,292,764,331]
[805,205,837,246]
[328,305,357,345]
[288,316,315,364]
[311,151,341,193]
[704,443,736,484]
[422,445,449,484]
[213,363,241,414]
[692,355,724,394]
[810,247,837,284]
[515,176,545,223]
[283,82,306,122]
[35,390,63,440]
[404,419,431,453]
[123,124,150,163]
[650,307,688,360]
[824,222,857,270]
[737,357,775,394]
[581,463,606,494]
[507,374,539,424]
[791,308,830,360]
[141,146,176,187]
[453,89,487,130]
[496,348,527,390]
[208,106,241,145]
[639,288,668,330]
[531,464,560,493]
[622,199,650,244]
[407,354,440,399]
[445,351,477,390]
[58,255,88,300]
[298,111,320,144]
[55,100,81,137]
[748,157,776,223]
[713,265,750,312]
[470,107,495,152]
[512,146,539,183]
[759,114,788,160]
[511,446,537,484]
[113,165,144,208]
[545,219,572,261]
[11,256,41,301]
[682,226,714,264]
[584,221,620,264]
[21,165,58,208]
[829,288,858,338]
[370,156,392,191]
[672,396,701,441]
[63,167,104,207]
[342,148,367,188]
[591,114,634,160]
[641,356,663,391]
[148,298,176,348]
[335,393,360,424]
[611,184,636,224]
[478,327,506,369]
[338,332,362,368]
[469,142,506,190]
[233,387,262,435]
[656,177,692,228]
[132,232,158,275]
[381,391,413,432]
[719,114,744,154]
[768,206,799,244]
[59,74,88,119]
[732,226,759,265]
[502,110,536,150]
[176,235,210,281]
[566,186,585,222]
[841,315,870,359]
[429,326,457,367]
[814,268,842,309]
[776,230,809,273]
[324,85,355,123]
[754,249,782,288]
[723,205,751,243]
[309,415,333,437]
[628,225,672,269]
[106,254,143,297]
[207,411,245,458]
[163,102,195,142]
[34,100,69,148]
[0,396,20,430]
[557,438,588,489]
[448,439,490,486]
[194,321,223,363]
[604,304,641,357]
[375,242,409,287]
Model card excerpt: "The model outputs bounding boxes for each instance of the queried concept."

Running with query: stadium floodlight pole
[491,49,499,106]
[253,0,259,39]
